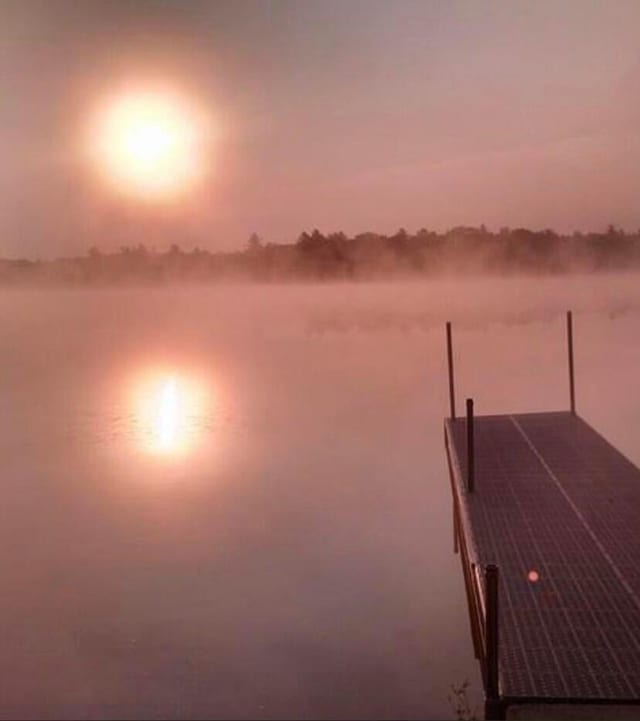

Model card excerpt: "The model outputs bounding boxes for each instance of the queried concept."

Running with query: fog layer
[0,276,639,719]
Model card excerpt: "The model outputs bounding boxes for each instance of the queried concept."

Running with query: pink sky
[2,0,640,258]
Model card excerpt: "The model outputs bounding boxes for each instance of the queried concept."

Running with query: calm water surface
[1,278,639,719]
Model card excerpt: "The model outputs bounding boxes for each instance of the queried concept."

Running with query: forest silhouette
[1,224,638,285]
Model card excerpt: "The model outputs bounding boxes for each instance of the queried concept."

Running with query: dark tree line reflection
[2,224,639,284]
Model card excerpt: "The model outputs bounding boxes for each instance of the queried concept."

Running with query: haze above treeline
[1,224,639,285]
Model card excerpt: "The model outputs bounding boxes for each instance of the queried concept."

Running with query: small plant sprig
[447,678,478,721]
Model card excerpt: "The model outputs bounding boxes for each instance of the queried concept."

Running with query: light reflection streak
[158,377,179,451]
[132,370,211,457]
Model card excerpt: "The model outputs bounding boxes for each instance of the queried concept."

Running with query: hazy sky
[2,0,640,258]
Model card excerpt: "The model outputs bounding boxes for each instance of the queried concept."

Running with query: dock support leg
[567,310,576,415]
[446,321,456,420]
[453,501,459,554]
[484,698,505,721]
[466,398,475,493]
[485,564,501,719]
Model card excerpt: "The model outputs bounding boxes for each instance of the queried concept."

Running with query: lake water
[1,276,640,719]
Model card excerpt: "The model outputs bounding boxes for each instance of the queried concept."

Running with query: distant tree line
[1,224,639,285]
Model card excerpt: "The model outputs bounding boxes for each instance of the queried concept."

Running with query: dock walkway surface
[445,410,640,717]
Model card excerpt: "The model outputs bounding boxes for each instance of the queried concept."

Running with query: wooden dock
[444,315,640,719]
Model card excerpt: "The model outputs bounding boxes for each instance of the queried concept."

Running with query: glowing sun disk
[89,89,211,200]
[126,123,172,163]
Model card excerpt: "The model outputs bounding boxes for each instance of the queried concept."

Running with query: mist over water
[1,275,640,719]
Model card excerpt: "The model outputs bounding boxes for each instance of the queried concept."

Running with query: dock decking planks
[445,411,640,704]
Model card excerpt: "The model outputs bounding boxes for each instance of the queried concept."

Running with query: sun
[89,89,211,200]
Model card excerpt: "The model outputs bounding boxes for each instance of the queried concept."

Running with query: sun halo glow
[90,89,211,200]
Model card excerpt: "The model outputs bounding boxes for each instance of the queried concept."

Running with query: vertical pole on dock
[567,311,576,415]
[446,321,456,420]
[453,502,459,554]
[466,398,475,493]
[485,564,500,716]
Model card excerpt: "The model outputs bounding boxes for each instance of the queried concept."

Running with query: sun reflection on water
[133,371,211,456]
[157,377,180,451]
